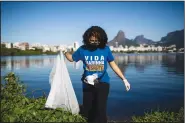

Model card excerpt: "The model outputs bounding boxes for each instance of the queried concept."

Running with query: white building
[42,45,50,52]
[2,42,12,48]
[58,45,67,51]
[29,47,36,50]
[19,42,29,50]
[50,46,58,52]
[136,45,143,51]
[178,48,184,52]
[123,45,129,52]
[13,42,20,48]
[67,45,73,52]
[109,46,114,51]
[32,43,42,48]
[157,46,163,52]
[118,45,124,52]
[73,42,80,51]
[145,46,151,51]
[109,44,164,52]
[128,46,136,51]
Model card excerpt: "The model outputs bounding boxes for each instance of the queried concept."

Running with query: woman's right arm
[63,47,81,62]
[64,52,74,62]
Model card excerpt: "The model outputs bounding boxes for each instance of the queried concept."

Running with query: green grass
[1,72,184,122]
[132,107,184,122]
[1,72,86,122]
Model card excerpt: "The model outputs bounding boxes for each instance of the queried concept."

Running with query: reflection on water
[1,56,55,70]
[1,53,184,75]
[0,53,184,120]
[73,61,81,69]
[1,55,82,71]
[113,53,184,74]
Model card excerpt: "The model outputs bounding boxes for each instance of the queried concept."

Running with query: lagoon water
[1,53,184,120]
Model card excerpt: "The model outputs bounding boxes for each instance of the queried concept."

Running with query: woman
[63,26,130,123]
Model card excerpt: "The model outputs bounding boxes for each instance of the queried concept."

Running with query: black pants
[81,82,110,123]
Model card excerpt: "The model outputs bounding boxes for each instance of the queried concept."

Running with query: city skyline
[2,2,184,45]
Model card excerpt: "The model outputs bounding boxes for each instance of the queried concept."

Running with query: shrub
[132,107,184,122]
[1,72,86,122]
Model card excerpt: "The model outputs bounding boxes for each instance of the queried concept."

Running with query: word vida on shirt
[85,55,105,71]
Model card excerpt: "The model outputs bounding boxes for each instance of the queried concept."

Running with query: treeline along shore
[1,46,174,57]
[0,47,58,56]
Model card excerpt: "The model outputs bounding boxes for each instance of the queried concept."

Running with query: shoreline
[1,51,184,57]
[1,47,183,57]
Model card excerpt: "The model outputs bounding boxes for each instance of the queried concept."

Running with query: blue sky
[1,2,184,45]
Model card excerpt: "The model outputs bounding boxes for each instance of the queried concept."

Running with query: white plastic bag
[45,52,80,114]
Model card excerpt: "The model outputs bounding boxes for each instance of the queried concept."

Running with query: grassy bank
[1,72,86,122]
[1,72,184,122]
[132,107,184,122]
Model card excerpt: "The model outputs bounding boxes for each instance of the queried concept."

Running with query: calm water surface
[1,53,184,120]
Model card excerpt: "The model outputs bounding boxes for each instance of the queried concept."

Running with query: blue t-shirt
[72,45,114,88]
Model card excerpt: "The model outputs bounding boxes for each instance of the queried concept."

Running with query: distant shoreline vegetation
[0,47,58,56]
[0,47,182,57]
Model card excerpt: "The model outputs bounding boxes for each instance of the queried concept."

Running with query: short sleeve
[72,47,82,62]
[107,46,114,62]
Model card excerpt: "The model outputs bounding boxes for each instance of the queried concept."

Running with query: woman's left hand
[123,79,130,91]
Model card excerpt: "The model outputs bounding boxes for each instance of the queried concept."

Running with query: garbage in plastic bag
[45,51,80,114]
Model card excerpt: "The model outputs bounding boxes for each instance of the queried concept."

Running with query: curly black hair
[82,26,108,50]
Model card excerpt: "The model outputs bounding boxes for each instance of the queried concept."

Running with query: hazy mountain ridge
[134,35,155,45]
[157,29,184,49]
[108,29,184,49]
